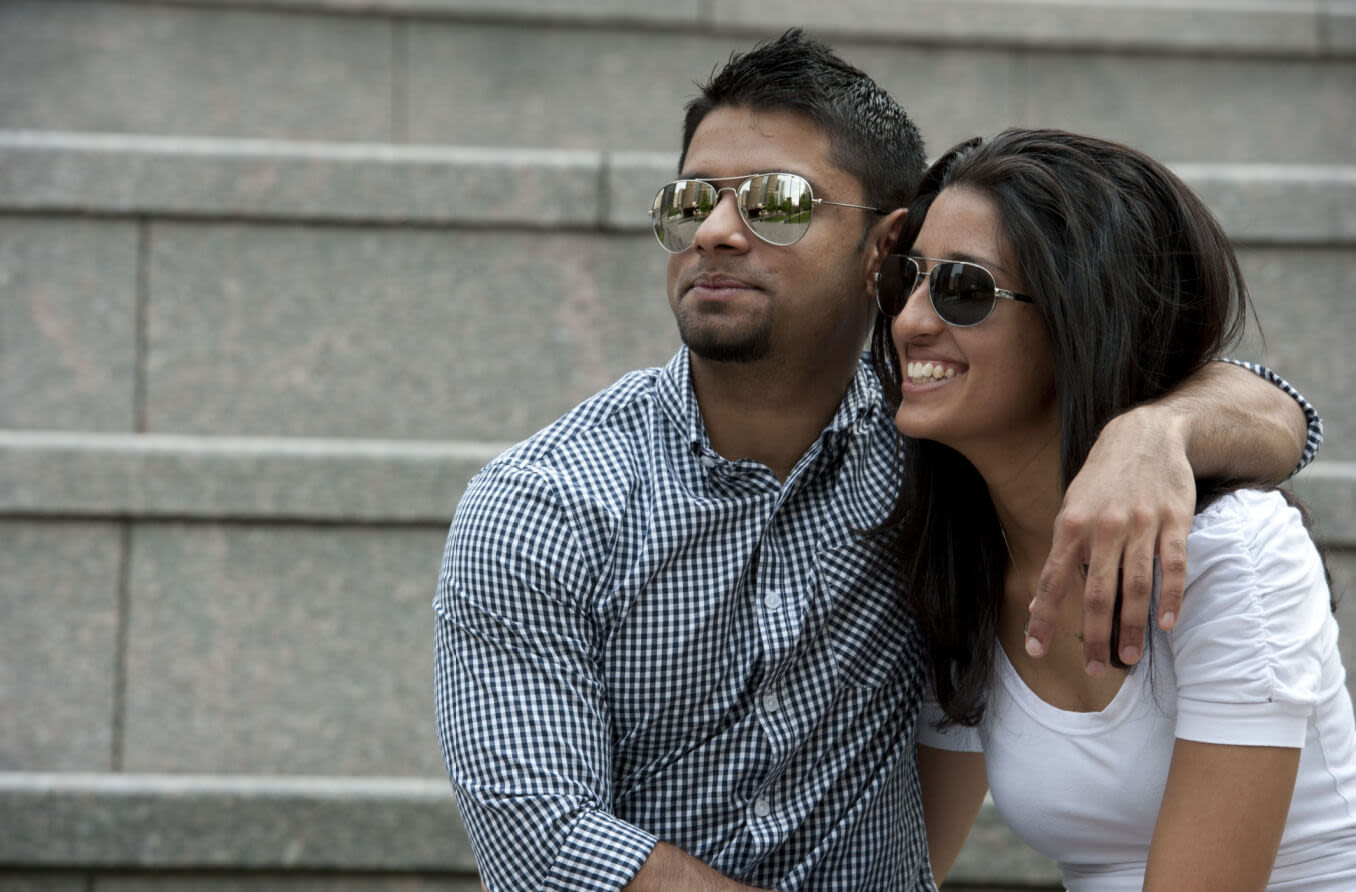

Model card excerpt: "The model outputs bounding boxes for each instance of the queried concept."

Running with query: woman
[869,129,1356,890]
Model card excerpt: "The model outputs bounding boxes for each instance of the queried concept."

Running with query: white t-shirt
[921,489,1356,890]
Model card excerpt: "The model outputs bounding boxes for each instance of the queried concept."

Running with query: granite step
[1,0,1352,162]
[2,130,1353,459]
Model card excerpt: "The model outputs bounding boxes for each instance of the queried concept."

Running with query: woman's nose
[892,274,943,339]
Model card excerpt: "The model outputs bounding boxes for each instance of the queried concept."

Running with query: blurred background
[1,1,1352,889]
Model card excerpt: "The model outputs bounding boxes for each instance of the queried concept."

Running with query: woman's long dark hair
[869,129,1251,726]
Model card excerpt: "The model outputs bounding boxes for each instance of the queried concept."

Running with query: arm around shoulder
[1157,359,1315,484]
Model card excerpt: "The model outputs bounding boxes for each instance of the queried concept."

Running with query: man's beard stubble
[676,315,773,364]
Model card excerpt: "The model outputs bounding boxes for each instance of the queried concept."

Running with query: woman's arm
[1144,739,1301,892]
[917,744,989,882]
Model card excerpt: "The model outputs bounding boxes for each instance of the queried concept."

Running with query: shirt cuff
[1216,358,1324,476]
[541,809,659,892]
[1175,696,1309,749]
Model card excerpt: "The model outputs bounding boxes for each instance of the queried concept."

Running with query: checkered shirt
[433,350,1321,892]
[435,348,934,891]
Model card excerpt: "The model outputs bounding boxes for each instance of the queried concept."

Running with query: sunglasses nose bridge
[688,184,752,249]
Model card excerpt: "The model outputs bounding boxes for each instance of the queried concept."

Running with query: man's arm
[437,462,656,891]
[1025,360,1317,675]
[439,463,757,891]
[626,844,772,892]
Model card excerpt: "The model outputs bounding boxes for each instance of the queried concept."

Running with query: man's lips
[687,274,757,297]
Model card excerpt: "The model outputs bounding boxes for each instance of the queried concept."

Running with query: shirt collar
[658,346,883,461]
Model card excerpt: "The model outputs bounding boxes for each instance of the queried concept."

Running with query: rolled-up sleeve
[434,461,657,891]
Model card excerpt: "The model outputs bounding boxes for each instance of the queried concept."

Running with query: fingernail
[1120,645,1141,664]
[1085,660,1106,677]
[1160,611,1176,630]
[1025,636,1044,657]
[1028,599,1037,612]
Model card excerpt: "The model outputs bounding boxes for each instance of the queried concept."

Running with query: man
[434,29,1320,891]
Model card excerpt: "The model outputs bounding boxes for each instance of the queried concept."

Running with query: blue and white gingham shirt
[433,349,1321,892]
[436,348,932,891]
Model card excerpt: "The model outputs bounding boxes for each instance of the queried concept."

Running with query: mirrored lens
[737,173,814,246]
[652,179,718,253]
[651,173,818,253]
[929,261,998,326]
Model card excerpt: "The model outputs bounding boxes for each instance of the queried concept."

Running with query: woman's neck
[967,431,1064,576]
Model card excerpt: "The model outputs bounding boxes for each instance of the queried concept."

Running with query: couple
[434,28,1353,891]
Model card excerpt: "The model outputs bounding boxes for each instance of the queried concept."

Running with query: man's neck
[689,351,862,483]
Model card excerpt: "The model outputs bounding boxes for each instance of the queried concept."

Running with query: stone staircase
[2,1,1353,889]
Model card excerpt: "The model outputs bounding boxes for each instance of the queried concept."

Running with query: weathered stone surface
[0,218,137,432]
[143,222,676,441]
[122,524,452,776]
[1237,249,1356,464]
[0,1,392,140]
[1019,52,1355,165]
[0,432,499,523]
[404,18,1353,163]
[0,878,86,892]
[0,133,602,227]
[715,0,1327,54]
[1329,552,1356,675]
[0,773,473,870]
[0,523,121,771]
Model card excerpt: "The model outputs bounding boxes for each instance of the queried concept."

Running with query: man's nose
[691,188,750,252]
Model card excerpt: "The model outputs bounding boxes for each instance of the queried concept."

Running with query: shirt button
[701,455,718,469]
[753,798,772,818]
[762,692,780,713]
[763,592,782,610]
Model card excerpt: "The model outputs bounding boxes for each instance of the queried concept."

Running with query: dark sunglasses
[651,172,880,254]
[876,254,1034,327]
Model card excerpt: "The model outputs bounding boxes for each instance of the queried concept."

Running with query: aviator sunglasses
[876,254,1034,327]
[651,172,880,253]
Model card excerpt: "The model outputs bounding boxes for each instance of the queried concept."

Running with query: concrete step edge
[0,770,474,871]
[88,0,1356,58]
[0,431,507,524]
[3,131,1355,243]
[2,431,1354,544]
[0,771,1054,884]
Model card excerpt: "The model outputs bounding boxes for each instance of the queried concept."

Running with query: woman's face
[889,186,1058,464]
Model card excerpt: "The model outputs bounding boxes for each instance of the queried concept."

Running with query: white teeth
[906,361,958,383]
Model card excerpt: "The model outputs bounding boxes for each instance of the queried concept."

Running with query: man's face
[665,106,881,369]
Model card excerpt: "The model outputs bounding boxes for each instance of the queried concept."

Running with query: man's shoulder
[466,363,674,508]
[505,365,666,464]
